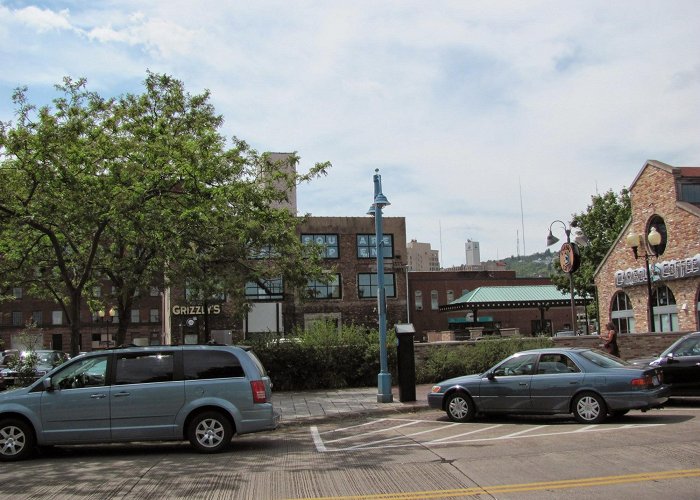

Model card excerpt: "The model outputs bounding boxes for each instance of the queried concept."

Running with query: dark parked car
[0,345,278,461]
[428,347,669,424]
[628,331,700,396]
[0,350,69,390]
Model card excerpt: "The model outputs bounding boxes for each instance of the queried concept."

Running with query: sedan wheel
[187,411,233,453]
[446,392,475,423]
[0,419,35,462]
[573,392,607,424]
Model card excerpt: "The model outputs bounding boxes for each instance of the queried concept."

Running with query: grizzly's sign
[172,304,222,315]
[615,253,700,287]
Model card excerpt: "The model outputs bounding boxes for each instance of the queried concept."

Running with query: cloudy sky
[1,1,699,266]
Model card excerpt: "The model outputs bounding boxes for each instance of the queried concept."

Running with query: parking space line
[499,424,547,439]
[319,419,388,435]
[311,420,668,453]
[324,421,421,444]
[426,424,503,443]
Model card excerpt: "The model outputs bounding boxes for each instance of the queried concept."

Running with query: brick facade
[408,271,576,336]
[594,161,700,334]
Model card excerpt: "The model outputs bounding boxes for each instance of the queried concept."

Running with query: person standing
[600,322,620,357]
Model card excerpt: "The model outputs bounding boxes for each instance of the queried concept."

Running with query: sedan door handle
[519,383,528,386]
[113,392,131,397]
[90,394,106,399]
[569,381,579,385]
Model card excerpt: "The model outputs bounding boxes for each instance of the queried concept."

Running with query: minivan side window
[114,352,174,385]
[184,351,245,380]
[53,356,108,390]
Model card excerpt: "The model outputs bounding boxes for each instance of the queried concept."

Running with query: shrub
[247,321,397,391]
[416,337,554,384]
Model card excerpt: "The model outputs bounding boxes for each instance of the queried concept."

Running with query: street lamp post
[367,169,393,403]
[98,307,116,347]
[626,227,662,333]
[547,220,588,333]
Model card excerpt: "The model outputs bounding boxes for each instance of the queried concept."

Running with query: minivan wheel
[187,411,233,453]
[0,419,35,462]
[573,392,607,424]
[445,392,475,423]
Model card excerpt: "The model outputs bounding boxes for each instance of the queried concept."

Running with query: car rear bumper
[605,385,671,411]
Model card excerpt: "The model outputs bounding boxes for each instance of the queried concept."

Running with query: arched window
[611,291,634,333]
[446,290,454,303]
[431,290,439,310]
[647,215,667,256]
[652,285,678,332]
[414,290,423,311]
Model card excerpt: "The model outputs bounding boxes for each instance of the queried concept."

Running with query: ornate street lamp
[626,227,662,332]
[367,169,392,403]
[546,220,588,333]
[98,307,116,347]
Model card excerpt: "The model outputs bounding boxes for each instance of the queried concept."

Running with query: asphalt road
[1,399,699,499]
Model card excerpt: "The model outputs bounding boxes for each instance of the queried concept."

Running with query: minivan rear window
[184,351,245,380]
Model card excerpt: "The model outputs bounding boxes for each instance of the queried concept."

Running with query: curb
[277,401,430,428]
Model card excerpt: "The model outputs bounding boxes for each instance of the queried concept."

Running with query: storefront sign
[172,304,222,315]
[615,253,700,287]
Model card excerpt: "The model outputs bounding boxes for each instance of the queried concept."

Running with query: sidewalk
[272,383,434,426]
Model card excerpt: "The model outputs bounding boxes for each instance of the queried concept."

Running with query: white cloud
[1,0,699,267]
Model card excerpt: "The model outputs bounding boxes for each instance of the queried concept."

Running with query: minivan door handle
[90,394,106,399]
[113,392,131,397]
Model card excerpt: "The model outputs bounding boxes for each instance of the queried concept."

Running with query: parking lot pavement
[272,384,434,425]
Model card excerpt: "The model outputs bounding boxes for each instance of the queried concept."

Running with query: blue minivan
[0,345,279,461]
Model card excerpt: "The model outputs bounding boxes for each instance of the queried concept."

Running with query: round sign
[186,318,196,327]
[559,242,581,273]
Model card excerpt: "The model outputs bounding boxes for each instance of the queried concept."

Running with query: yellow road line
[289,468,700,500]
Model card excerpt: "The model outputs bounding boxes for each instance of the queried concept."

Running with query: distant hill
[488,249,555,278]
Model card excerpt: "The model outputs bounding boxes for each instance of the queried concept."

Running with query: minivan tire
[0,418,35,462]
[187,411,233,453]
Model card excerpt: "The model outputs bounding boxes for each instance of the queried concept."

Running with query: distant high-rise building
[465,240,480,267]
[406,239,440,271]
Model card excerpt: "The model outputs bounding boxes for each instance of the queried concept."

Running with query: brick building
[594,160,700,334]
[408,271,576,336]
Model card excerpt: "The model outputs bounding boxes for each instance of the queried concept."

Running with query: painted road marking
[288,468,700,499]
[310,418,666,453]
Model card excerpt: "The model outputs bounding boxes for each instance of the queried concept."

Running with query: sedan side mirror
[42,377,54,392]
[665,352,675,363]
[486,371,495,381]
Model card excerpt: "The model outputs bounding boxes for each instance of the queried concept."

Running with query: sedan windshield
[579,349,629,368]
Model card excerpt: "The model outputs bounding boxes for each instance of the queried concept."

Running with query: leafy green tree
[0,73,330,353]
[550,189,631,325]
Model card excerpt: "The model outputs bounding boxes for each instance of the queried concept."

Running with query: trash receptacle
[395,323,416,402]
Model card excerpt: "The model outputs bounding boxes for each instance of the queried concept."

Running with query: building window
[12,287,22,299]
[446,290,454,303]
[415,290,423,311]
[12,311,23,326]
[150,287,160,297]
[131,309,140,323]
[150,309,160,323]
[32,311,43,326]
[248,245,278,259]
[431,290,439,310]
[301,234,339,259]
[306,274,341,299]
[52,310,63,325]
[357,234,393,259]
[92,286,101,298]
[245,278,284,300]
[652,285,678,332]
[611,291,635,333]
[357,273,396,299]
[647,215,667,256]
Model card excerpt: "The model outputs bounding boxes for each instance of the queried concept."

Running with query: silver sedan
[428,347,669,424]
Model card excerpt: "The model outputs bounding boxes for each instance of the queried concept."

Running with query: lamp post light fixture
[367,169,393,403]
[626,227,662,333]
[98,307,117,347]
[546,220,587,334]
